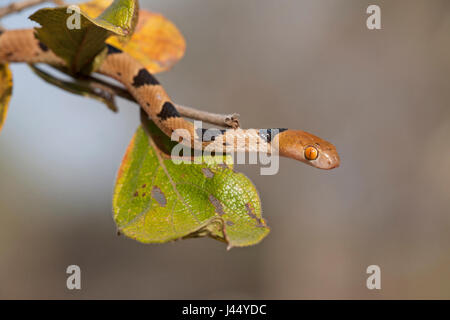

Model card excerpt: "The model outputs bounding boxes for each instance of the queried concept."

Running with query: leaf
[81,0,186,73]
[113,114,269,249]
[79,0,123,18]
[0,64,13,133]
[96,0,139,37]
[29,0,138,74]
[109,10,186,74]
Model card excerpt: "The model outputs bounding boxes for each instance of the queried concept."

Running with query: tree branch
[85,73,241,128]
[0,0,63,19]
[30,64,241,128]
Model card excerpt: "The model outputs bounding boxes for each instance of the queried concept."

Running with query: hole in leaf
[201,168,214,178]
[208,195,225,216]
[152,186,167,207]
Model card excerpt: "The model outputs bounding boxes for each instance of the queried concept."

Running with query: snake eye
[305,146,319,161]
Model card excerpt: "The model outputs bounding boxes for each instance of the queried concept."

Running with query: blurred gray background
[1,0,450,299]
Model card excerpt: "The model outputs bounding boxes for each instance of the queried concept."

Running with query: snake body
[0,29,340,169]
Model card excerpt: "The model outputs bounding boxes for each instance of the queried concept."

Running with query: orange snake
[0,29,340,170]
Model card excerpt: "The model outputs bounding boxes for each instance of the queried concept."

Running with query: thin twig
[175,104,240,129]
[0,0,63,19]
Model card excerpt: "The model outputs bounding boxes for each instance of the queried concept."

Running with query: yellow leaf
[0,64,13,133]
[80,0,186,74]
[79,0,114,17]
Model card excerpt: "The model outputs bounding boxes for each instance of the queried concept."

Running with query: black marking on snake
[0,30,4,37]
[106,44,122,55]
[38,41,49,52]
[259,128,287,143]
[132,68,159,87]
[196,128,226,142]
[157,102,180,120]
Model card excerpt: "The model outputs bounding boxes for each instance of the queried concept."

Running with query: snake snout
[319,149,340,170]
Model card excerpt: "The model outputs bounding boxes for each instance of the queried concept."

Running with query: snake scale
[0,29,340,170]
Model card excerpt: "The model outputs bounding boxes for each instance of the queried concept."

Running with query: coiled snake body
[0,29,340,169]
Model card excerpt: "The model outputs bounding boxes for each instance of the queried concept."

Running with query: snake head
[274,130,340,170]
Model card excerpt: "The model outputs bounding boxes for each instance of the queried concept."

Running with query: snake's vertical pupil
[305,146,319,160]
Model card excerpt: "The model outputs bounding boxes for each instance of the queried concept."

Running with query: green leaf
[113,114,269,249]
[97,0,139,40]
[29,0,138,74]
[0,64,13,133]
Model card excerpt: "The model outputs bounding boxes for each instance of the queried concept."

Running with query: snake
[0,29,340,170]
